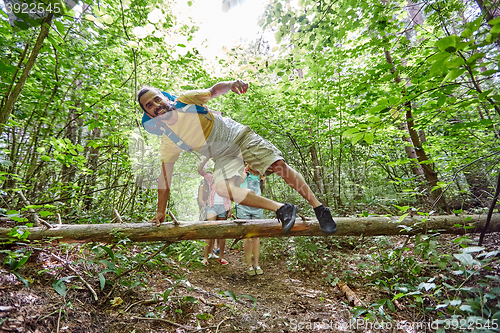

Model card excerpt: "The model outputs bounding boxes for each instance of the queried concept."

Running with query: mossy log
[0,214,498,244]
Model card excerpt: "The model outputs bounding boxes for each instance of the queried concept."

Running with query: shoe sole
[282,205,298,235]
[320,221,338,234]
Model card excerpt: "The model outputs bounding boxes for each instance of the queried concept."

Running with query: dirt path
[2,232,498,332]
[0,244,357,333]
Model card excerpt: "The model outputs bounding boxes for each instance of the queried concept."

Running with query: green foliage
[1,225,33,286]
[361,231,500,326]
[52,276,76,297]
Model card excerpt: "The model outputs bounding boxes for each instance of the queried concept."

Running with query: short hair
[137,86,162,112]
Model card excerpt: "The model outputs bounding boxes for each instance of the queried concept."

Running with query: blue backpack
[141,92,210,152]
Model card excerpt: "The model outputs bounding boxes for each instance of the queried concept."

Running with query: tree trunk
[1,214,498,244]
[309,128,325,197]
[475,0,500,46]
[0,13,53,135]
[384,48,449,212]
[83,115,101,210]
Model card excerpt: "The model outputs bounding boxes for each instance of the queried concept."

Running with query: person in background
[236,164,265,276]
[197,176,209,222]
[198,157,232,265]
[197,175,220,258]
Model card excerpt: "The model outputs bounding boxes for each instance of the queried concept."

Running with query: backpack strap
[161,92,208,114]
[141,113,193,152]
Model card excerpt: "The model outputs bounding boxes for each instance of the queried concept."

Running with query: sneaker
[208,253,219,259]
[247,266,256,276]
[219,258,229,265]
[314,205,337,234]
[201,259,208,266]
[255,266,263,275]
[276,203,297,235]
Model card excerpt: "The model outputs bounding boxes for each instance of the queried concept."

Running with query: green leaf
[197,313,213,320]
[12,272,29,288]
[453,253,480,267]
[99,260,115,270]
[54,21,65,35]
[428,52,451,63]
[446,56,465,68]
[480,69,498,76]
[466,52,485,65]
[308,243,318,252]
[479,89,493,100]
[183,296,197,303]
[459,304,474,312]
[14,20,30,30]
[11,250,33,270]
[52,276,75,296]
[489,17,500,25]
[491,24,500,35]
[163,287,173,300]
[418,282,436,291]
[461,246,485,253]
[351,132,364,144]
[429,57,449,76]
[41,155,51,162]
[222,290,238,303]
[369,105,387,113]
[437,95,447,107]
[387,299,396,312]
[364,132,374,144]
[461,28,472,38]
[436,36,458,53]
[342,128,359,138]
[100,246,115,261]
[469,17,483,32]
[441,68,465,85]
[39,211,53,218]
[351,306,367,319]
[99,273,105,290]
[238,294,256,304]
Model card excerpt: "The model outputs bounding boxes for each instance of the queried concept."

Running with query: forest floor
[0,225,499,333]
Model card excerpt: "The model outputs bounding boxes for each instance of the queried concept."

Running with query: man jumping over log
[137,80,337,235]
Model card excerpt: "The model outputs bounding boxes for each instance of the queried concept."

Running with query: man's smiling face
[140,90,173,120]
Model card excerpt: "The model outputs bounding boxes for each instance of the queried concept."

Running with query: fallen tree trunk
[1,214,499,244]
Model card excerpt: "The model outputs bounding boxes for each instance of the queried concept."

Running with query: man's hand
[150,212,165,227]
[230,80,248,95]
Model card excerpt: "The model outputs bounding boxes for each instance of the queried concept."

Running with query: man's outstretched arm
[209,80,248,99]
[150,161,175,227]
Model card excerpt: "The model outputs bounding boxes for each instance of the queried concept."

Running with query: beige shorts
[212,126,283,186]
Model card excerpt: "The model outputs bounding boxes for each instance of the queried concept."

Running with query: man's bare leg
[215,178,282,211]
[270,160,321,208]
